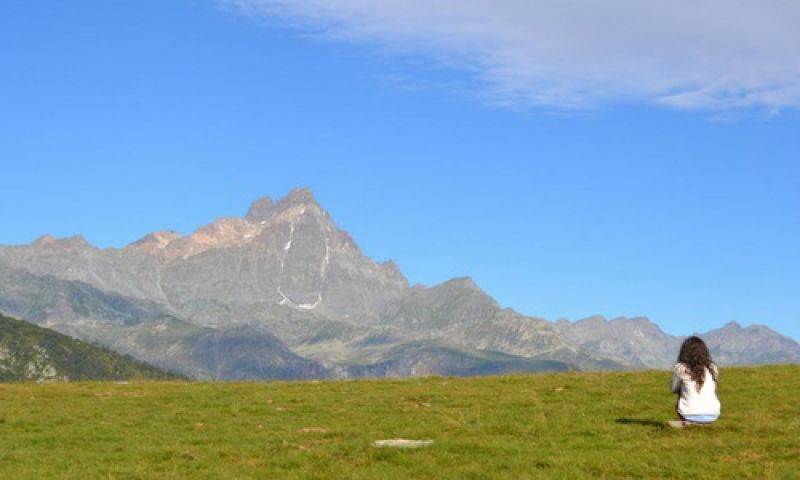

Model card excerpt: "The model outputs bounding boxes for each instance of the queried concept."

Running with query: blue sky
[2,1,799,340]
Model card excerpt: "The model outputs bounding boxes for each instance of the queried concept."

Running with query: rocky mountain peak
[157,218,264,261]
[704,321,800,365]
[130,230,182,247]
[279,187,319,208]
[118,190,334,263]
[430,276,499,310]
[611,316,661,330]
[381,260,402,275]
[448,276,480,290]
[126,230,183,255]
[32,235,91,249]
[721,321,743,331]
[270,188,331,229]
[245,197,276,223]
[566,315,608,329]
[242,188,321,224]
[553,315,681,368]
[32,234,57,246]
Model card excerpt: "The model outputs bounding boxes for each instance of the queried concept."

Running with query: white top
[670,362,721,417]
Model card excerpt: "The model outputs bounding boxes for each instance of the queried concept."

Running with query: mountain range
[1,188,798,379]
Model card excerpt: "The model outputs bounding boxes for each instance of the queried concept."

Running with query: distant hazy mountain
[703,321,800,365]
[0,313,180,382]
[554,316,800,368]
[1,188,796,379]
[554,316,680,368]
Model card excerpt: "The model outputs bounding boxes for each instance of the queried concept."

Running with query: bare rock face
[148,189,409,324]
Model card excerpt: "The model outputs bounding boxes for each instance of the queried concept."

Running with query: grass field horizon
[1,365,798,479]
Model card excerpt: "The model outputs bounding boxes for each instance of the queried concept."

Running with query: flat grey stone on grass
[372,439,434,449]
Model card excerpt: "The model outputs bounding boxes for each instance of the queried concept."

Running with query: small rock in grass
[372,439,433,449]
[298,427,328,433]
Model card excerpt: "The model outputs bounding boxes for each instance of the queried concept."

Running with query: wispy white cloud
[224,0,800,112]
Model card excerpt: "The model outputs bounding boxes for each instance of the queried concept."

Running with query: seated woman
[669,336,721,427]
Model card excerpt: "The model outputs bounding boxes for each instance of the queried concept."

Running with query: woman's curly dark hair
[678,336,717,390]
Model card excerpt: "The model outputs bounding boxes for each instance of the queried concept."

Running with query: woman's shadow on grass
[616,418,666,430]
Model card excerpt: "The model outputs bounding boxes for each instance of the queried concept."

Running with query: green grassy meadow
[1,365,798,479]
